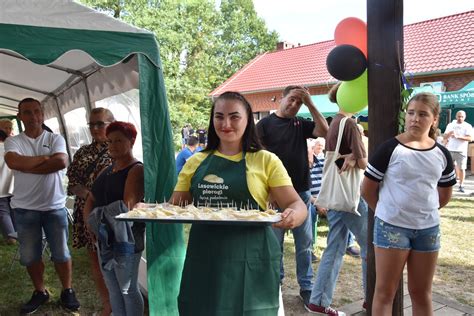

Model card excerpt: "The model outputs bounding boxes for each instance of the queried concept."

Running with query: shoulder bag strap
[334,117,348,156]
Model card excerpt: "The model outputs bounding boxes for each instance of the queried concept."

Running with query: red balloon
[334,17,367,57]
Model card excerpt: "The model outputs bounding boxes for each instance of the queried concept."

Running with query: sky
[253,0,473,45]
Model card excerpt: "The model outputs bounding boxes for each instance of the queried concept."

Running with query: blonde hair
[407,92,440,140]
[0,119,13,128]
[328,83,341,103]
[88,107,115,122]
[314,137,326,146]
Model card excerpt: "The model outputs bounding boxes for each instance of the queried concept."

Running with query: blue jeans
[0,196,15,238]
[272,190,313,291]
[309,203,319,247]
[347,231,356,247]
[14,207,71,266]
[310,198,368,307]
[100,252,144,316]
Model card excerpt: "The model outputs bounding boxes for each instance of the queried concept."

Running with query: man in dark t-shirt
[257,85,328,305]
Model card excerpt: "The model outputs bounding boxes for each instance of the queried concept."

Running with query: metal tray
[114,215,281,226]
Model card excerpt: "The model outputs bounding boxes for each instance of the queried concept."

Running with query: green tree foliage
[79,0,278,147]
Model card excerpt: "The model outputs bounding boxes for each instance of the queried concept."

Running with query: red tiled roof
[211,11,473,96]
[404,11,473,74]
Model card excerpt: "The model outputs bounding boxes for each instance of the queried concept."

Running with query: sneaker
[345,246,361,257]
[20,290,49,314]
[459,186,465,193]
[299,290,311,306]
[362,301,367,310]
[311,252,318,263]
[304,303,346,315]
[60,288,80,311]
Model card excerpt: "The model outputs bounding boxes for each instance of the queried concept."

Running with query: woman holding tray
[170,91,308,316]
[84,121,145,316]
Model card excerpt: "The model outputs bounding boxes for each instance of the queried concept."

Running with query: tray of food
[115,203,282,225]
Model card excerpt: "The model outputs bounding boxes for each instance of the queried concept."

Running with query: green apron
[178,152,281,316]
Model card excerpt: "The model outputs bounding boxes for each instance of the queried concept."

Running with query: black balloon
[326,44,367,81]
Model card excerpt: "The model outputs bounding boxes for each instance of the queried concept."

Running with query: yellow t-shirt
[175,150,292,209]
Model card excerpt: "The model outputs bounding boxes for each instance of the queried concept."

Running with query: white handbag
[316,117,363,215]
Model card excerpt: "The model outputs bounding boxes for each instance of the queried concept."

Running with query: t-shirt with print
[325,114,366,159]
[444,120,473,155]
[4,131,67,211]
[175,150,292,210]
[257,113,315,192]
[365,137,456,229]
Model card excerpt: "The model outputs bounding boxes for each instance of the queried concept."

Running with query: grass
[0,245,100,315]
[281,198,474,314]
[1,198,473,315]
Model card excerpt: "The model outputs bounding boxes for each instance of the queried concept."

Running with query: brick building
[210,11,473,126]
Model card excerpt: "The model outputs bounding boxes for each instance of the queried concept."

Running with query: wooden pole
[366,0,404,315]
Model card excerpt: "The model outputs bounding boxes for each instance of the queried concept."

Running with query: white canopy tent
[0,1,185,315]
[0,1,144,118]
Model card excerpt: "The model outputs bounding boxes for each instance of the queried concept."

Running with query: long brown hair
[205,91,262,152]
[407,92,440,140]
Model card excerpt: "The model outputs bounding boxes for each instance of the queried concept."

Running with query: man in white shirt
[4,98,80,314]
[444,110,473,192]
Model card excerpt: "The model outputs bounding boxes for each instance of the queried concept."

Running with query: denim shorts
[14,208,71,266]
[373,217,440,252]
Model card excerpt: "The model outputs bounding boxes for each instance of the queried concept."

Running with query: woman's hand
[269,186,308,228]
[83,192,95,233]
[316,205,328,216]
[71,184,90,200]
[340,155,356,173]
[273,208,298,229]
[361,177,379,210]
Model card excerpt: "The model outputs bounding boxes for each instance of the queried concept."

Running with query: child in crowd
[362,92,455,315]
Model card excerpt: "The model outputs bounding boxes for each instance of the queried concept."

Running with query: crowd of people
[0,100,144,315]
[0,86,460,315]
[181,124,207,150]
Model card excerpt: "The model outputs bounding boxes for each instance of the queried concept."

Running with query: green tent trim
[297,94,368,119]
[1,21,184,315]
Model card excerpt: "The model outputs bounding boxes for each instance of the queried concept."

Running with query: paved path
[283,288,473,315]
[341,293,473,315]
[452,171,474,199]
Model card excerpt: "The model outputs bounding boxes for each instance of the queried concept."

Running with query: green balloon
[336,70,368,113]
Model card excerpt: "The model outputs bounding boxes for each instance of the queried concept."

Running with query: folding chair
[65,196,75,225]
[66,207,75,225]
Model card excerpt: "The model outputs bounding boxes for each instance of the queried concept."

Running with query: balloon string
[401,74,410,89]
[396,40,404,73]
[403,71,415,89]
[373,63,398,73]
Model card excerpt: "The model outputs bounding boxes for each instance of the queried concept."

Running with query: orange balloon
[334,17,367,57]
